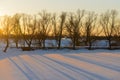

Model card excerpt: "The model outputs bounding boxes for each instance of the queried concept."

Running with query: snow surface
[0,48,120,80]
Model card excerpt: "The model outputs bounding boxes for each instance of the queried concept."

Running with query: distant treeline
[0,9,120,52]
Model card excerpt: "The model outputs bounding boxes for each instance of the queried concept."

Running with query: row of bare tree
[0,10,120,52]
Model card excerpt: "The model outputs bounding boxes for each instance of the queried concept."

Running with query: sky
[0,0,120,15]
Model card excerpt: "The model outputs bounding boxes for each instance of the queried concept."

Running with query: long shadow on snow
[64,54,120,72]
[30,55,77,80]
[8,57,40,80]
[31,55,109,80]
[43,55,110,80]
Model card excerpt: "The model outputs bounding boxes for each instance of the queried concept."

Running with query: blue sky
[0,0,120,15]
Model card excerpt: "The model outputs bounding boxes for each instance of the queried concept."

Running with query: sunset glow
[0,0,120,15]
[0,11,4,16]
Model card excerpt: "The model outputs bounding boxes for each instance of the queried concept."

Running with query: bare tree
[20,14,37,48]
[114,21,120,41]
[100,10,118,49]
[2,15,13,52]
[84,12,98,50]
[57,12,66,49]
[35,19,42,48]
[66,10,85,49]
[0,17,3,41]
[38,10,51,49]
[0,29,3,39]
[12,13,21,48]
[51,13,60,47]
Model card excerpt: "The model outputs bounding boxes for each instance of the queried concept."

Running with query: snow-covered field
[0,49,120,80]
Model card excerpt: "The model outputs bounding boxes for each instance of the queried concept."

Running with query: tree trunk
[88,41,92,50]
[73,37,76,50]
[109,39,112,49]
[28,44,31,48]
[58,36,61,49]
[15,41,18,48]
[42,40,45,49]
[88,36,92,50]
[3,38,9,52]
[38,39,42,48]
